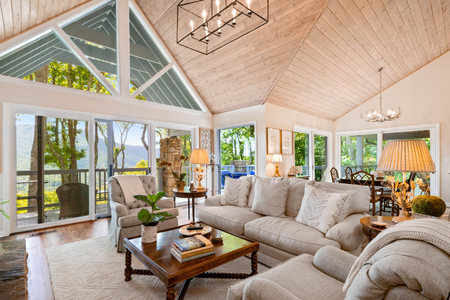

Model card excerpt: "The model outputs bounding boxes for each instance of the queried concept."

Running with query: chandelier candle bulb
[232,8,237,25]
[216,0,220,13]
[202,10,207,22]
[190,20,194,34]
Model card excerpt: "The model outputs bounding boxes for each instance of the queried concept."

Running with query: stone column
[160,137,182,197]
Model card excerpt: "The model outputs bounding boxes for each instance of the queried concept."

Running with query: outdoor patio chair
[56,183,89,220]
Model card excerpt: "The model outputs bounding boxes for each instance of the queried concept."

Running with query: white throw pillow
[247,176,285,208]
[296,185,355,234]
[251,177,290,217]
[221,176,252,207]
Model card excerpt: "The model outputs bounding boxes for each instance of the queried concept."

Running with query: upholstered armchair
[230,241,450,300]
[109,175,179,252]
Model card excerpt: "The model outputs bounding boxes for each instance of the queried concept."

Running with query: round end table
[360,216,395,242]
[173,189,208,222]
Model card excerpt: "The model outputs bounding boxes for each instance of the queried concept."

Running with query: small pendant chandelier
[360,67,402,123]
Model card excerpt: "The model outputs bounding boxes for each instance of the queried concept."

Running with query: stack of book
[171,235,215,263]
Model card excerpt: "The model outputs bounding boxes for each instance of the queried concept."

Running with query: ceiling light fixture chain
[177,0,269,55]
[360,67,403,123]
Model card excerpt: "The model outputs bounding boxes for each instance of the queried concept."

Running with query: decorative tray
[179,224,212,236]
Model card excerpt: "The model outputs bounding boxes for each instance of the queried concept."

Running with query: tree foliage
[220,125,255,165]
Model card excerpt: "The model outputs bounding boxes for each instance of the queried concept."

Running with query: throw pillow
[248,176,285,208]
[221,176,253,207]
[251,177,290,217]
[285,178,314,218]
[296,185,355,234]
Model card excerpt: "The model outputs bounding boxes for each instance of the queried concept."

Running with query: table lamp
[189,149,209,191]
[377,140,436,222]
[272,154,283,177]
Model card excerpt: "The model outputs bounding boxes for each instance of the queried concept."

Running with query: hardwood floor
[0,205,194,300]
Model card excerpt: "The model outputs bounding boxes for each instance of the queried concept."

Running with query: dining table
[337,177,387,187]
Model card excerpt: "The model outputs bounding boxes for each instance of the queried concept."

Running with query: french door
[294,127,332,182]
[94,119,151,218]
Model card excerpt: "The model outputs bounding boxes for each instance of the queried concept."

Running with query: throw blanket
[114,175,146,206]
[343,218,450,291]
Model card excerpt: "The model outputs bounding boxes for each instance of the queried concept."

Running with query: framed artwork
[281,130,294,155]
[266,128,281,154]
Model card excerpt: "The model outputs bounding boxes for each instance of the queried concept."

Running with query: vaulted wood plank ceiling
[1,0,449,119]
[137,0,329,114]
[0,0,91,42]
[265,0,450,120]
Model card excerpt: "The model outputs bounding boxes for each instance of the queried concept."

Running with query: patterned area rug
[46,236,269,300]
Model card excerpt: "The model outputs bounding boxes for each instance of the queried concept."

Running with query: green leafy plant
[133,192,172,226]
[0,200,9,219]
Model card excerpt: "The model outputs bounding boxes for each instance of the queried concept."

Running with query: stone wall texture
[160,137,182,197]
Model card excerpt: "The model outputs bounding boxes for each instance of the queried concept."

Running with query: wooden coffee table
[123,226,259,300]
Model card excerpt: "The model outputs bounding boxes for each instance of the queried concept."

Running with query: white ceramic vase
[141,224,158,243]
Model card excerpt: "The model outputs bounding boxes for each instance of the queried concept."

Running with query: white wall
[213,105,266,176]
[334,50,450,203]
[265,103,334,177]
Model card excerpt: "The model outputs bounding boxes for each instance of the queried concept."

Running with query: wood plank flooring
[0,205,194,300]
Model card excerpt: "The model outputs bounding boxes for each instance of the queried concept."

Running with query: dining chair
[351,171,384,216]
[330,167,339,183]
[345,167,353,179]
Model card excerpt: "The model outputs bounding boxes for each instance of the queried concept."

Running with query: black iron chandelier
[177,0,269,55]
[360,67,403,123]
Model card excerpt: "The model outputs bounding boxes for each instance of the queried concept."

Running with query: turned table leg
[125,248,132,281]
[166,285,175,300]
[250,251,258,276]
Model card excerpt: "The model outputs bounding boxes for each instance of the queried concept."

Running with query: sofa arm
[325,213,368,251]
[313,246,357,283]
[205,195,222,206]
[243,279,300,300]
[158,197,175,209]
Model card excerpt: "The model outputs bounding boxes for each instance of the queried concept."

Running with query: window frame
[335,123,440,196]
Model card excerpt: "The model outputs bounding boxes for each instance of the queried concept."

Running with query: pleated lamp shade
[189,149,209,164]
[377,140,436,173]
[272,154,283,163]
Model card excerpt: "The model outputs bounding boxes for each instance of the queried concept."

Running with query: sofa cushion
[220,176,252,207]
[296,185,355,234]
[247,176,285,208]
[285,178,314,217]
[227,254,345,300]
[244,216,341,256]
[314,181,370,216]
[251,177,289,218]
[196,206,263,235]
[118,207,179,228]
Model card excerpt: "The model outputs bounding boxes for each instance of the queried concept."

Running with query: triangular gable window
[0,30,111,95]
[0,1,205,112]
[62,0,118,90]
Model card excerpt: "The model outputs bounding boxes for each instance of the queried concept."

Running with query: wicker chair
[351,171,383,216]
[56,183,90,220]
[330,167,339,183]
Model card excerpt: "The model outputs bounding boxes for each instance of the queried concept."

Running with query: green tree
[220,125,255,166]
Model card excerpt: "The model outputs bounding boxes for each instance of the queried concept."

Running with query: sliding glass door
[294,128,331,181]
[16,114,90,227]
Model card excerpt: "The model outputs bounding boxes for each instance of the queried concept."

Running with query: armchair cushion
[109,175,158,209]
[118,207,179,228]
[205,195,222,206]
[243,278,300,300]
[313,246,357,283]
[227,254,345,300]
[325,213,367,252]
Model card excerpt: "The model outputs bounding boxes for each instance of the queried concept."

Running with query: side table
[172,189,208,222]
[360,216,395,242]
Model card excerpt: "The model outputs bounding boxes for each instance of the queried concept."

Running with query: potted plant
[133,192,172,243]
[0,200,9,219]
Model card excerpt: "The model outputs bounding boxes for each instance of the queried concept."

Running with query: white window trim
[293,125,333,182]
[2,102,200,235]
[335,123,440,197]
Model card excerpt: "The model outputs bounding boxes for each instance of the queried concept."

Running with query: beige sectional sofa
[196,177,370,267]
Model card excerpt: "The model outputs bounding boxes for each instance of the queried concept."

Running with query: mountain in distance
[16,124,149,171]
